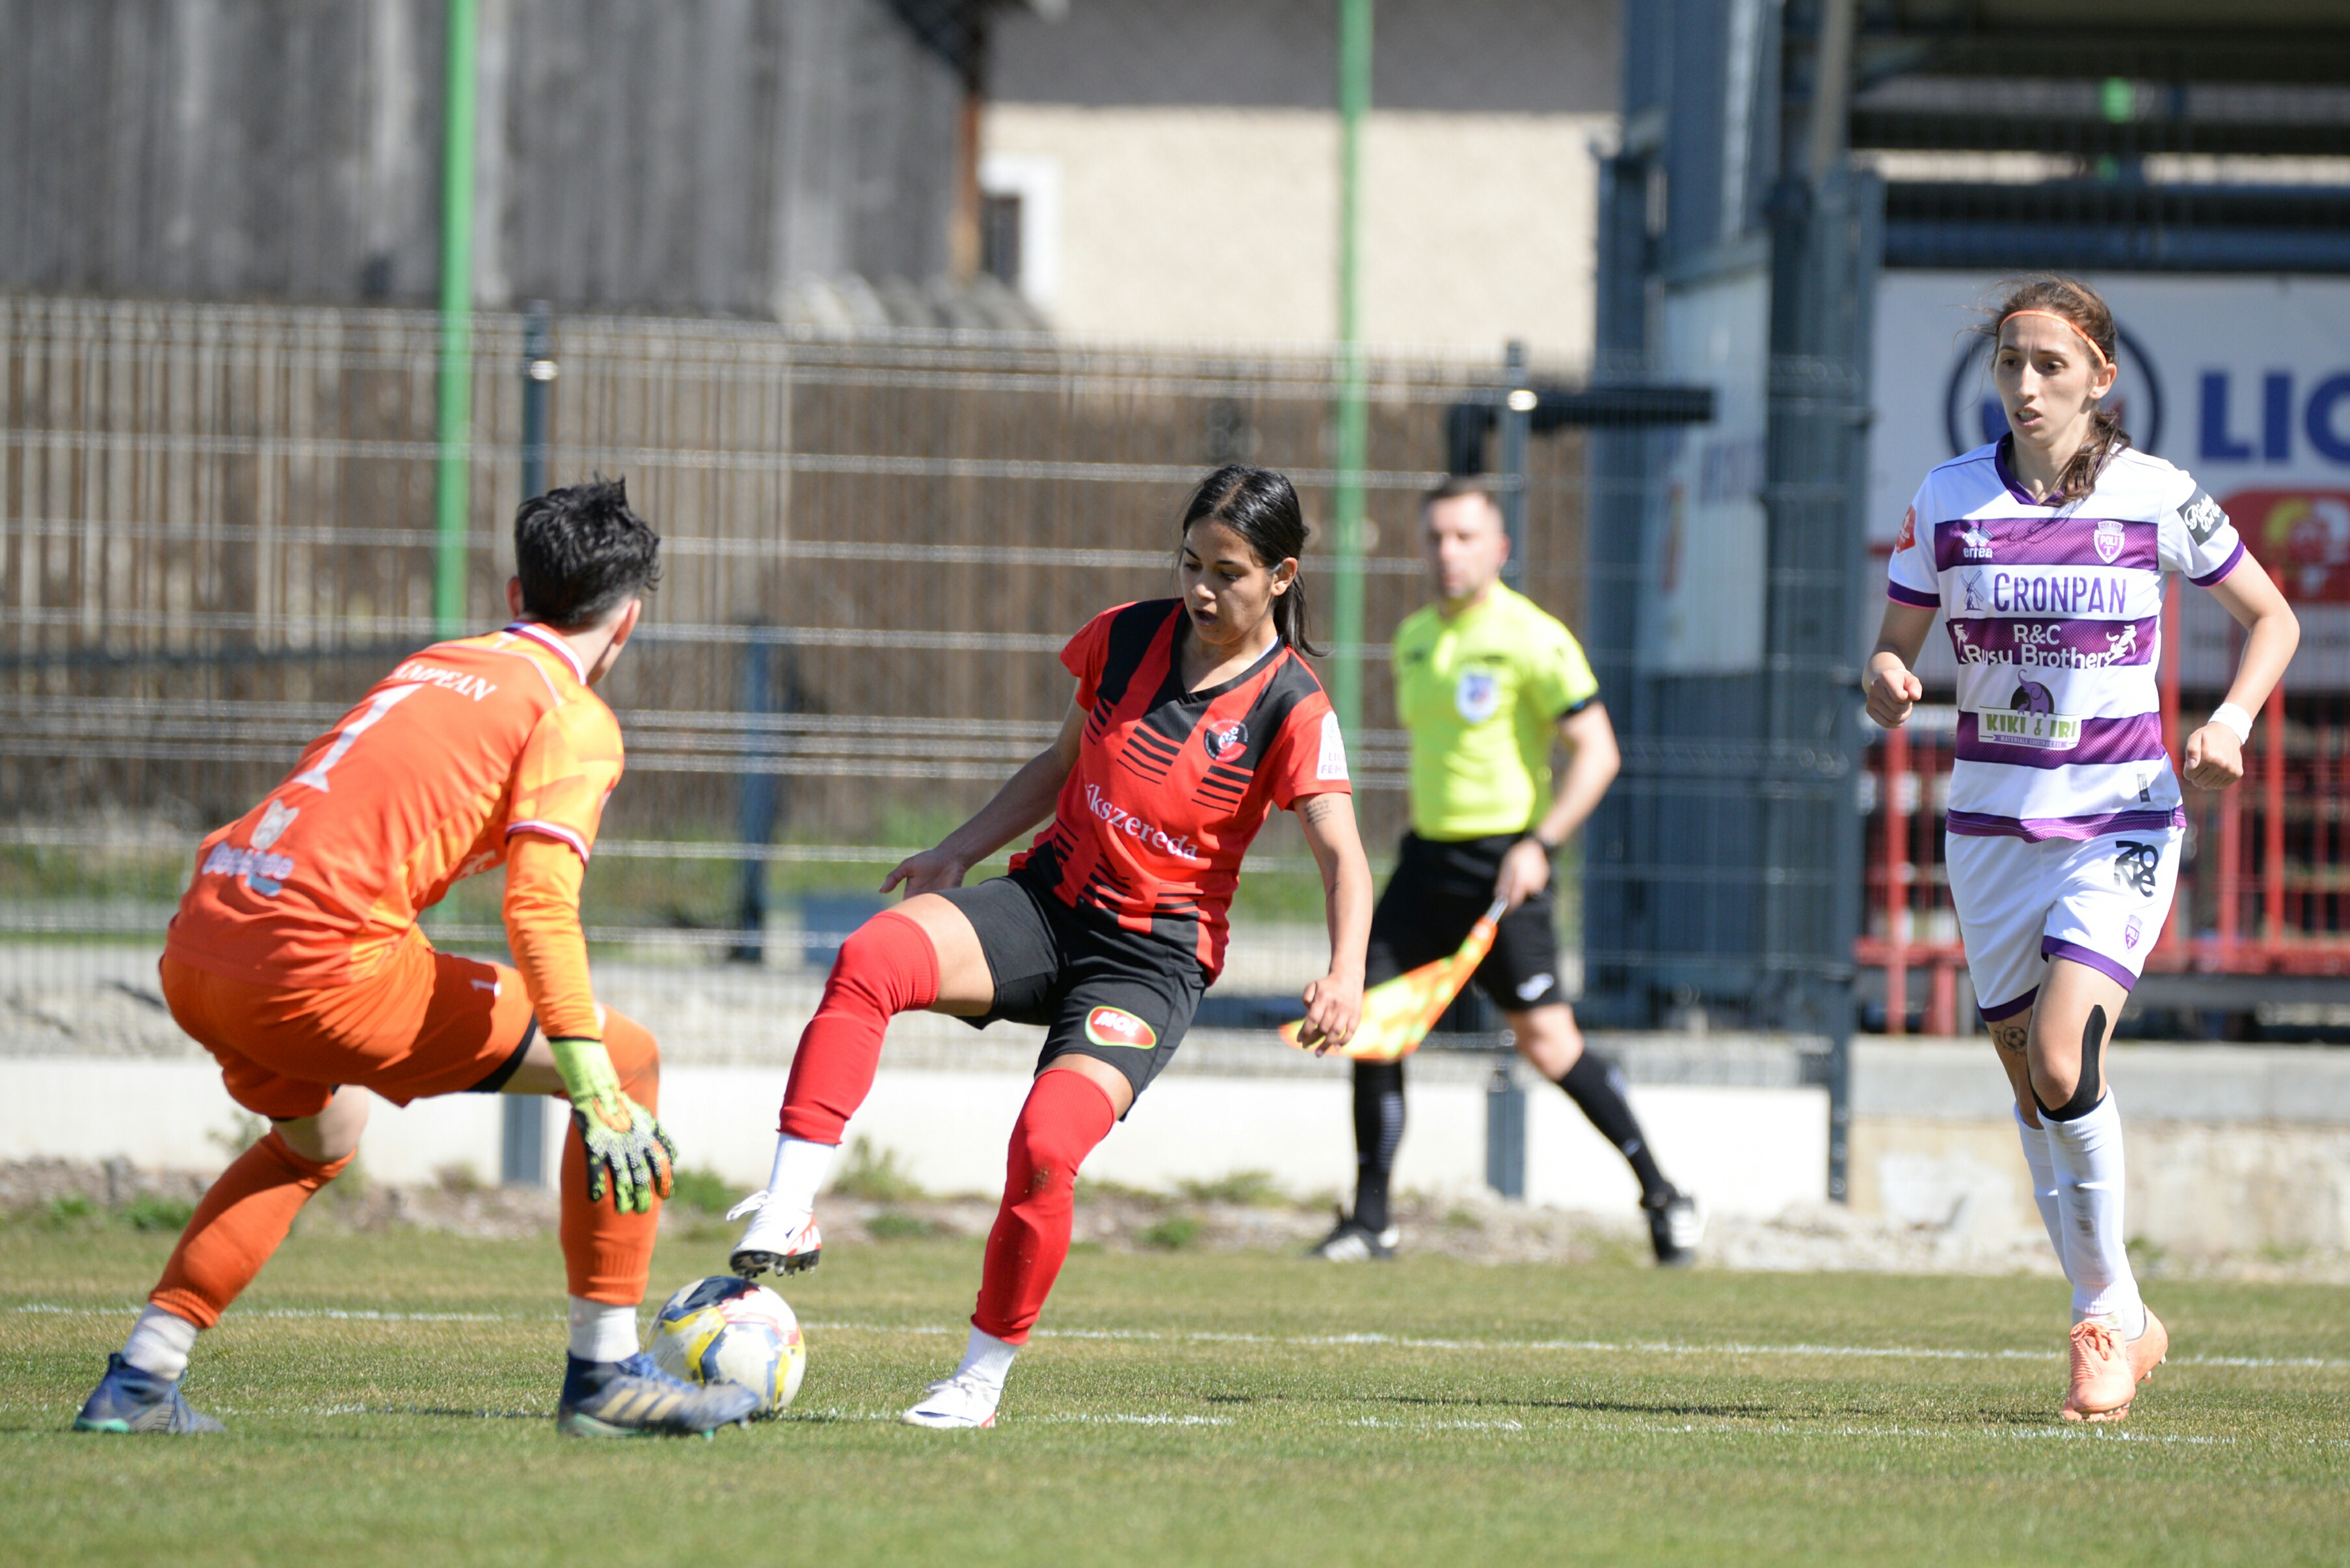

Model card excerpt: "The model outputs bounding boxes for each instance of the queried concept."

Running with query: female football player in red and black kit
[727,464,1372,1427]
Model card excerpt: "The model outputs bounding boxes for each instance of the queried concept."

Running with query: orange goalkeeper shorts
[159,931,539,1122]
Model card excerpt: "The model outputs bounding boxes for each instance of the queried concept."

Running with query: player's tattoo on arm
[1297,794,1344,827]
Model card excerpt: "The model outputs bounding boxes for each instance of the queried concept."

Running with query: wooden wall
[0,0,961,314]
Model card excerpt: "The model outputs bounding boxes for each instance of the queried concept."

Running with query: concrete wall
[981,0,1620,355]
[1847,1038,2350,1255]
[0,1046,1824,1221]
[980,105,1614,356]
[17,1028,2349,1258]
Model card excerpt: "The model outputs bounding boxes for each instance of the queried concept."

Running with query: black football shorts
[935,869,1207,1109]
[1366,832,1567,1013]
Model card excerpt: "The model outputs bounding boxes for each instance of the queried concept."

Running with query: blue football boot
[555,1351,760,1439]
[73,1353,225,1434]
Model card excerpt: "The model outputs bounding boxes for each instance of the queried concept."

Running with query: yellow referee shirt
[1391,584,1599,841]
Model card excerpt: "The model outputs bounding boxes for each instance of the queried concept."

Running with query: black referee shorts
[935,869,1207,1110]
[1367,832,1567,1014]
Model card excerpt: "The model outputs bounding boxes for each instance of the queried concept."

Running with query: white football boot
[726,1189,823,1277]
[901,1372,1002,1429]
[1646,1189,1705,1266]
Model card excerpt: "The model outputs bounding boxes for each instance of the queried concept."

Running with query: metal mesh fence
[0,295,1593,1056]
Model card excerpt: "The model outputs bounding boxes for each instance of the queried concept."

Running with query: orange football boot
[2061,1317,2137,1422]
[2127,1306,2169,1389]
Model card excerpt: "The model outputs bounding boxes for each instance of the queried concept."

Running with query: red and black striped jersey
[1011,600,1351,979]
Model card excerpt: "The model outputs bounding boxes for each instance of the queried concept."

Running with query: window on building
[981,192,1023,289]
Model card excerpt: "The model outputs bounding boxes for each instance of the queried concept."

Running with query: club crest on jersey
[2124,914,2145,951]
[2094,519,2126,565]
[1083,1006,1157,1050]
[1958,524,1995,561]
[250,798,299,850]
[1455,669,1501,723]
[1204,720,1249,762]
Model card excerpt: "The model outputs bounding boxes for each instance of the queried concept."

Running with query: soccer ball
[650,1275,807,1415]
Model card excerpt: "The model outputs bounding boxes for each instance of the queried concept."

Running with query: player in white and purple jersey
[1866,275,2297,1424]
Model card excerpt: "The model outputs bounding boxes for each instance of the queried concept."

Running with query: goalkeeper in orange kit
[72,479,759,1439]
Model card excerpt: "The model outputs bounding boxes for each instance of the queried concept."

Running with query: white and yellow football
[650,1275,807,1415]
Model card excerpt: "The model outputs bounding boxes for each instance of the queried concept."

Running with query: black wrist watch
[1523,830,1561,855]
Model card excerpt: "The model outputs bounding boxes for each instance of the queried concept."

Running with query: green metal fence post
[1331,0,1371,737]
[434,0,480,638]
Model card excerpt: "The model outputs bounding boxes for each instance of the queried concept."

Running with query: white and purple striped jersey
[1886,439,2247,844]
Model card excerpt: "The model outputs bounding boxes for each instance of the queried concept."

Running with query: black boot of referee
[1557,1052,1703,1266]
[1310,1059,1404,1261]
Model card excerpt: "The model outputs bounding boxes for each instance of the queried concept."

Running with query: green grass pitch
[4,1221,2345,1567]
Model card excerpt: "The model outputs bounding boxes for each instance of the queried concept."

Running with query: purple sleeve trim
[1886,581,1941,607]
[1978,985,2039,1023]
[2190,539,2247,589]
[2040,937,2140,992]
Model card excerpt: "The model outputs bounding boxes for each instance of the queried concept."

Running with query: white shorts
[1943,826,2182,1022]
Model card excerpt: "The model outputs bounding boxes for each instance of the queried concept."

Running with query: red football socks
[972,1069,1117,1346]
[778,910,941,1144]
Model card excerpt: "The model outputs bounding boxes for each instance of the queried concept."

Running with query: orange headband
[1999,308,2112,371]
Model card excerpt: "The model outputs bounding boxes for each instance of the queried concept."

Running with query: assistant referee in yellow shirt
[1310,478,1701,1265]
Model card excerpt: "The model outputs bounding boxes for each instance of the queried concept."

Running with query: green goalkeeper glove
[548,1037,677,1214]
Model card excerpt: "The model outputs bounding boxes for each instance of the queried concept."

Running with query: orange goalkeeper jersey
[165,622,624,1032]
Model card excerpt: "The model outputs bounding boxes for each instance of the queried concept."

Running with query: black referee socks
[1350,1059,1406,1232]
[1557,1052,1672,1206]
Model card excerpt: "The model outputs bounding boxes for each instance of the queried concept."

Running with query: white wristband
[2208,702,2253,745]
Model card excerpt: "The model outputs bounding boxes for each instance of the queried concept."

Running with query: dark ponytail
[1178,464,1323,656]
[1975,273,2130,507]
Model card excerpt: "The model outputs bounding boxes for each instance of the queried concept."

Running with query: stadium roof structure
[1833,0,2350,271]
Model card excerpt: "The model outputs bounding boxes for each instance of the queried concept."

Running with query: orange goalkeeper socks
[150,1130,353,1327]
[560,1009,663,1306]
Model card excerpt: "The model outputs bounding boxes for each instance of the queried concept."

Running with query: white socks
[121,1305,200,1379]
[2040,1092,2146,1336]
[2013,1106,2065,1265]
[568,1297,641,1363]
[955,1325,1019,1392]
[761,1135,843,1217]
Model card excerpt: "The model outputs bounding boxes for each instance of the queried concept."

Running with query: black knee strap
[2035,1005,2105,1123]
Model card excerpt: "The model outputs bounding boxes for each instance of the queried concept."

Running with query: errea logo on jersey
[1084,1006,1157,1050]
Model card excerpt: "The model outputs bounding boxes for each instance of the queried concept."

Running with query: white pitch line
[801,1320,2350,1372]
[14,1302,2350,1371]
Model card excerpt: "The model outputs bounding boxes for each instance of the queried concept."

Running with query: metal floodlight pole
[1331,0,1372,737]
[1499,339,1532,589]
[502,298,557,1187]
[521,301,554,501]
[433,0,480,639]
